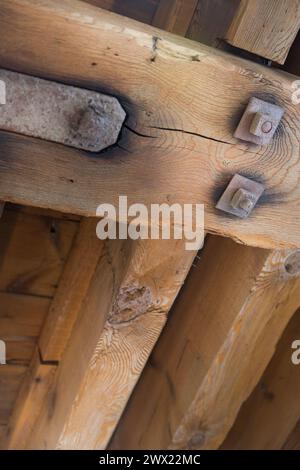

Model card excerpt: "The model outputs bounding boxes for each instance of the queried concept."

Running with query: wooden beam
[110,237,300,449]
[187,0,241,47]
[152,0,198,36]
[11,238,195,449]
[6,349,57,450]
[226,0,300,64]
[83,0,159,25]
[0,1,299,249]
[221,308,300,450]
[39,218,104,361]
[283,419,300,450]
[0,365,27,426]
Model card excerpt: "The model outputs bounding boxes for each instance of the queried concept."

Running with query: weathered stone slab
[0,69,126,152]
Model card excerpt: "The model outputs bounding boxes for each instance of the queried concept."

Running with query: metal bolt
[234,98,284,145]
[261,121,273,134]
[216,174,265,219]
[230,188,256,215]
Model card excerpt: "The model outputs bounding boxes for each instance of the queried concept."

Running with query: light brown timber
[110,237,300,449]
[226,0,300,64]
[12,238,195,449]
[39,218,104,361]
[0,1,299,248]
[221,308,300,450]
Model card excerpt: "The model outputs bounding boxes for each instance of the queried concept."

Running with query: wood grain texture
[0,1,300,249]
[17,238,195,449]
[152,0,198,36]
[83,0,159,24]
[226,0,300,63]
[39,218,104,361]
[222,308,300,450]
[187,0,241,47]
[0,292,51,339]
[6,350,57,450]
[0,205,78,435]
[283,419,300,450]
[110,237,300,449]
[0,366,27,425]
[0,208,78,297]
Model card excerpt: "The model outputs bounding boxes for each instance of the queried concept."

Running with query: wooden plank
[283,419,300,450]
[110,237,300,450]
[16,238,195,449]
[0,425,7,449]
[0,292,51,338]
[0,2,299,249]
[187,0,241,47]
[226,0,300,64]
[0,208,78,297]
[0,365,27,425]
[39,218,105,361]
[222,308,300,450]
[6,350,57,450]
[83,0,159,25]
[152,0,198,36]
[5,341,35,366]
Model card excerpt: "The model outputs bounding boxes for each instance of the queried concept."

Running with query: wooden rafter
[110,237,300,450]
[7,237,196,449]
[226,0,300,63]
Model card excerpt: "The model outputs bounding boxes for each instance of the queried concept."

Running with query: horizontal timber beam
[0,1,299,249]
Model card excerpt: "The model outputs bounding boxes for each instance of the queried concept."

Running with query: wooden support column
[110,237,300,449]
[8,237,195,449]
[226,0,300,63]
[0,1,300,249]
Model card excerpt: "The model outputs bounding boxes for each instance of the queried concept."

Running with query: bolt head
[230,188,256,216]
[234,98,284,145]
[216,174,265,219]
[261,120,273,134]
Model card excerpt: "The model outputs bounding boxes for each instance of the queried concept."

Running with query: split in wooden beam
[226,0,300,64]
[110,237,300,450]
[0,1,300,249]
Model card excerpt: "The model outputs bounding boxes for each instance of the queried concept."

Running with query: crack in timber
[150,126,232,145]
